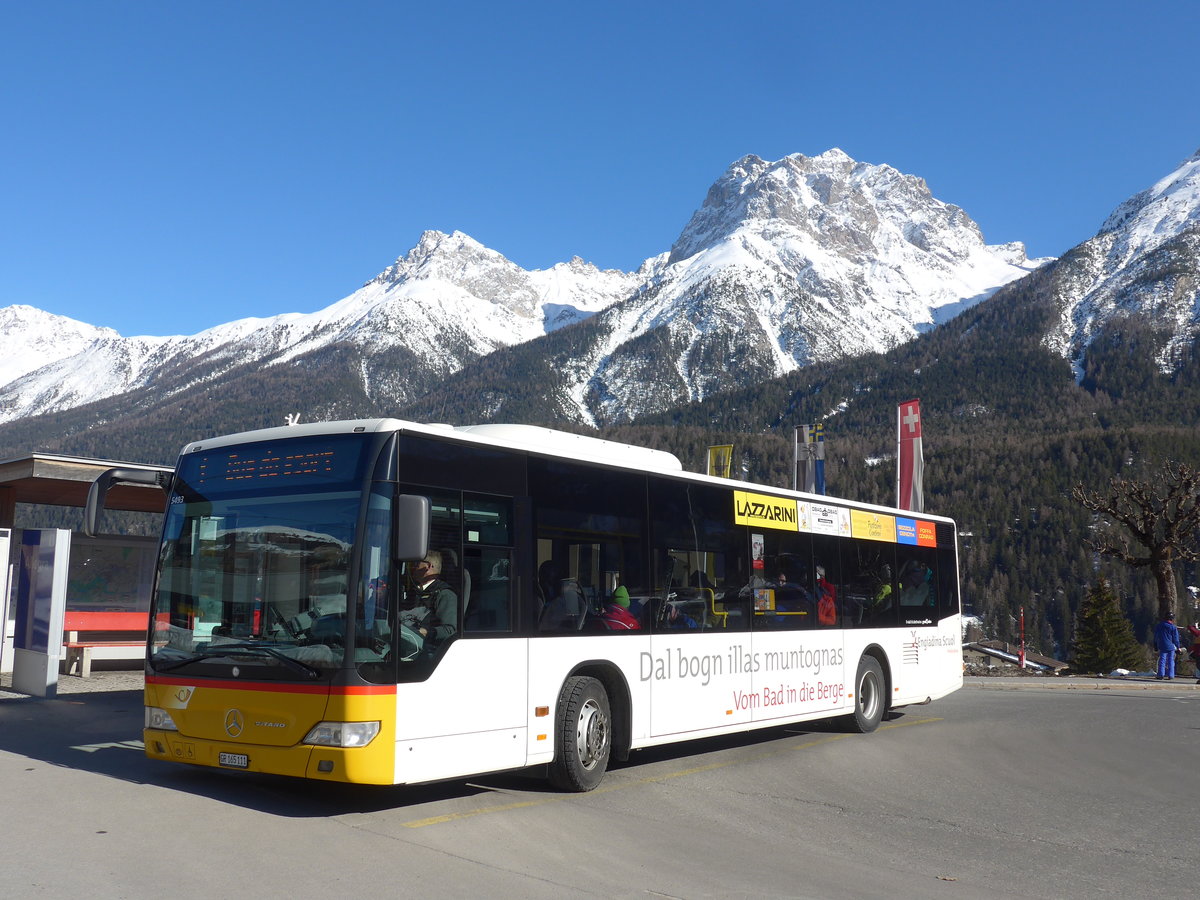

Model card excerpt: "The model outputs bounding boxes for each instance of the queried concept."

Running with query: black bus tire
[548,675,612,792]
[846,655,885,733]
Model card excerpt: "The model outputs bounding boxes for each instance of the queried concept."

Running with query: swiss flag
[898,399,924,512]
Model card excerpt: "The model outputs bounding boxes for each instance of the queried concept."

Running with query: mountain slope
[0,230,651,425]
[0,150,1042,429]
[1039,149,1200,374]
[574,150,1046,422]
[389,150,1047,425]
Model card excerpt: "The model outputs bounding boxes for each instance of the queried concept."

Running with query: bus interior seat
[440,547,470,614]
[700,588,726,627]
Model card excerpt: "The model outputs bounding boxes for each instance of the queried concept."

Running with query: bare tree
[1071,461,1200,621]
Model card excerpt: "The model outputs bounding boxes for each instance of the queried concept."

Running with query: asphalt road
[0,676,1196,899]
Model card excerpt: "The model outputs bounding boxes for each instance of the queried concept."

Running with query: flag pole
[895,403,902,509]
[792,426,799,492]
[814,423,825,495]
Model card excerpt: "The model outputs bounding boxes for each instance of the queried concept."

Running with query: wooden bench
[62,611,148,677]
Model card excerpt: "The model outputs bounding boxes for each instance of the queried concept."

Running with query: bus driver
[402,550,458,642]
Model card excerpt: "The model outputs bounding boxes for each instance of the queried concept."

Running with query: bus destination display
[186,435,368,493]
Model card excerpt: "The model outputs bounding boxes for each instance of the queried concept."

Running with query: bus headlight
[145,707,179,732]
[303,721,381,748]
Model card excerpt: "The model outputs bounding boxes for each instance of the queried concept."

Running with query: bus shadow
[0,690,509,816]
[603,711,908,775]
[0,689,151,782]
[0,690,911,817]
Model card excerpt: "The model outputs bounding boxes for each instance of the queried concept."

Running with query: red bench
[62,611,148,677]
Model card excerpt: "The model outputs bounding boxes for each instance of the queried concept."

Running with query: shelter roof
[0,453,171,514]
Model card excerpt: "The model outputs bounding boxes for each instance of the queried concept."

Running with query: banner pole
[792,426,799,492]
[895,404,902,508]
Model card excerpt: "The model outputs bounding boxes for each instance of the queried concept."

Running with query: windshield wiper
[154,643,322,679]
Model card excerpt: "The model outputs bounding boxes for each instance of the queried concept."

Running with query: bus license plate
[219,752,249,769]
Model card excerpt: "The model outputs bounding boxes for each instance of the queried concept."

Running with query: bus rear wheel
[549,675,611,792]
[846,655,885,733]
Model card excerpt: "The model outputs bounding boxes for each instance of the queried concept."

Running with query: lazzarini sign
[733,490,938,546]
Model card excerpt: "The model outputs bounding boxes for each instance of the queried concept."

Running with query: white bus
[91,418,963,791]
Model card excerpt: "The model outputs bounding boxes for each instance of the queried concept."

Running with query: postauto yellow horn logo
[734,490,799,532]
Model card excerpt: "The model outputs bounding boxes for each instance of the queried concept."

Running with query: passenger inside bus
[599,585,641,630]
[815,564,838,626]
[898,559,932,607]
[869,563,893,612]
[769,565,815,627]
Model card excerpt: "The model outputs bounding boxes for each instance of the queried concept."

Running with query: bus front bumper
[143,728,396,784]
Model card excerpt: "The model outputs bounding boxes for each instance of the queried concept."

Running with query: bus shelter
[0,453,171,686]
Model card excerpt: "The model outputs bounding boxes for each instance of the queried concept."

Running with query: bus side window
[898,547,939,624]
[810,535,841,628]
[649,480,747,631]
[529,458,648,634]
[937,544,959,617]
[463,494,514,634]
[464,549,511,632]
[844,542,896,629]
[396,488,463,645]
[753,532,817,630]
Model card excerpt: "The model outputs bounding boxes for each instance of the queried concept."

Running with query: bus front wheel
[846,655,885,733]
[549,675,611,792]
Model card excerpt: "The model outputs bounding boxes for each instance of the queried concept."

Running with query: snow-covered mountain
[0,230,654,424]
[563,150,1046,422]
[0,306,118,389]
[1039,149,1200,375]
[0,149,1047,427]
[668,149,1039,333]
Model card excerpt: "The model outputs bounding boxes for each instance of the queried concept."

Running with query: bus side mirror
[395,494,431,561]
[84,467,172,537]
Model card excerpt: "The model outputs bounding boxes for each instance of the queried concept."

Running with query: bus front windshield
[150,435,374,680]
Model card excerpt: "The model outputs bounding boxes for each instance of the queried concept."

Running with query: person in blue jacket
[1154,612,1184,680]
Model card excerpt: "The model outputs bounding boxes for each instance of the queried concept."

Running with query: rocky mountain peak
[372,230,494,283]
[668,150,989,267]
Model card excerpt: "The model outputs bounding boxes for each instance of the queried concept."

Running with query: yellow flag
[707,444,734,478]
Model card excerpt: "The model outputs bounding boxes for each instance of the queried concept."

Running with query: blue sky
[2,0,1196,337]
